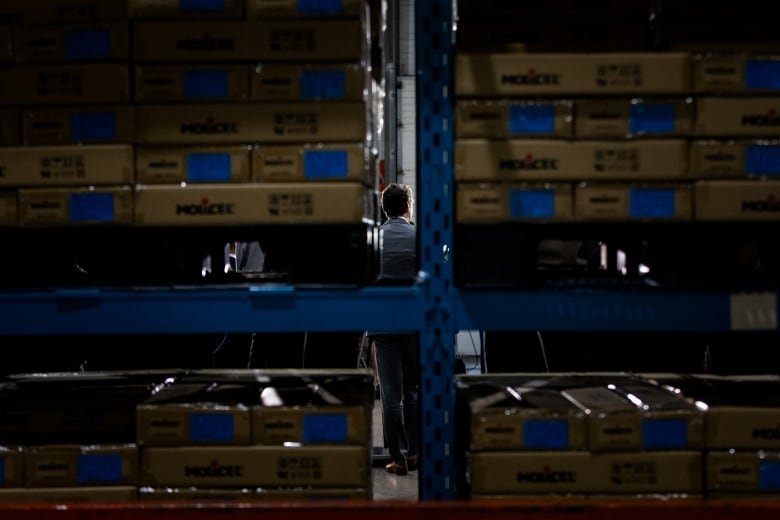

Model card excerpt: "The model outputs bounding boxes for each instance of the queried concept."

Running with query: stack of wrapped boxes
[457,374,704,499]
[0,371,179,504]
[0,369,373,503]
[137,369,373,501]
[647,374,780,498]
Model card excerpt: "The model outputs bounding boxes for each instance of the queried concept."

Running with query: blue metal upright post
[416,0,456,500]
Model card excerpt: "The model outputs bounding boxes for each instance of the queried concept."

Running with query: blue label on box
[69,193,115,223]
[187,153,232,182]
[629,103,676,134]
[760,461,780,490]
[67,29,111,60]
[523,420,569,449]
[185,70,229,99]
[629,189,675,218]
[746,145,780,176]
[0,458,5,485]
[300,71,346,100]
[509,189,555,218]
[77,453,122,483]
[508,105,556,134]
[180,0,225,12]
[304,150,349,179]
[189,413,235,442]
[71,112,117,142]
[298,0,342,15]
[746,60,780,90]
[303,414,348,443]
[641,419,687,449]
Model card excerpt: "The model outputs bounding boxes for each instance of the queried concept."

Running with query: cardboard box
[0,190,17,226]
[696,98,780,137]
[138,486,369,501]
[251,406,368,445]
[141,446,369,487]
[247,0,363,18]
[690,141,780,179]
[0,447,23,487]
[575,99,693,138]
[134,22,251,62]
[456,183,573,223]
[250,20,364,62]
[707,408,780,450]
[455,139,689,181]
[707,451,780,493]
[135,65,250,103]
[129,0,245,18]
[0,1,128,23]
[0,111,21,146]
[695,180,780,220]
[14,23,129,63]
[134,183,368,225]
[0,486,137,503]
[136,103,366,144]
[137,146,250,184]
[22,107,135,146]
[0,145,133,188]
[0,65,130,105]
[24,445,138,487]
[565,385,702,451]
[19,186,133,227]
[574,184,693,221]
[456,100,573,139]
[470,451,702,494]
[137,404,252,446]
[694,54,780,93]
[251,64,365,101]
[252,143,366,182]
[456,53,691,97]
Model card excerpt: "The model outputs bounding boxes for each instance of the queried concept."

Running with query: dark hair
[381,183,412,218]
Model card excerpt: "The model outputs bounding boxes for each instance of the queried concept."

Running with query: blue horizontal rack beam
[0,286,423,335]
[455,290,778,332]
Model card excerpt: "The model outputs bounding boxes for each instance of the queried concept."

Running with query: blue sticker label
[69,193,115,223]
[300,71,346,100]
[71,112,117,142]
[509,105,556,134]
[509,189,555,218]
[298,0,342,15]
[746,60,780,90]
[67,29,111,60]
[641,419,688,449]
[760,461,780,490]
[629,189,675,218]
[303,414,348,443]
[189,413,234,442]
[523,420,569,449]
[0,458,5,485]
[187,153,232,182]
[746,145,780,176]
[180,0,225,12]
[184,70,229,99]
[304,150,349,179]
[77,453,122,483]
[629,103,676,134]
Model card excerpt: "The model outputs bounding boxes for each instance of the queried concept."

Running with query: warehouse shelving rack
[3,0,780,514]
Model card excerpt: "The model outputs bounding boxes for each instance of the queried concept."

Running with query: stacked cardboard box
[137,369,373,501]
[457,374,704,499]
[0,370,179,503]
[645,374,780,498]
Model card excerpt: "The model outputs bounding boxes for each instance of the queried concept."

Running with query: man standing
[372,183,418,476]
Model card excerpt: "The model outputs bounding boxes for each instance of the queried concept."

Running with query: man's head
[381,183,414,220]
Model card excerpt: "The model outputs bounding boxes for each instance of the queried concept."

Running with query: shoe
[406,455,418,471]
[385,461,408,476]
